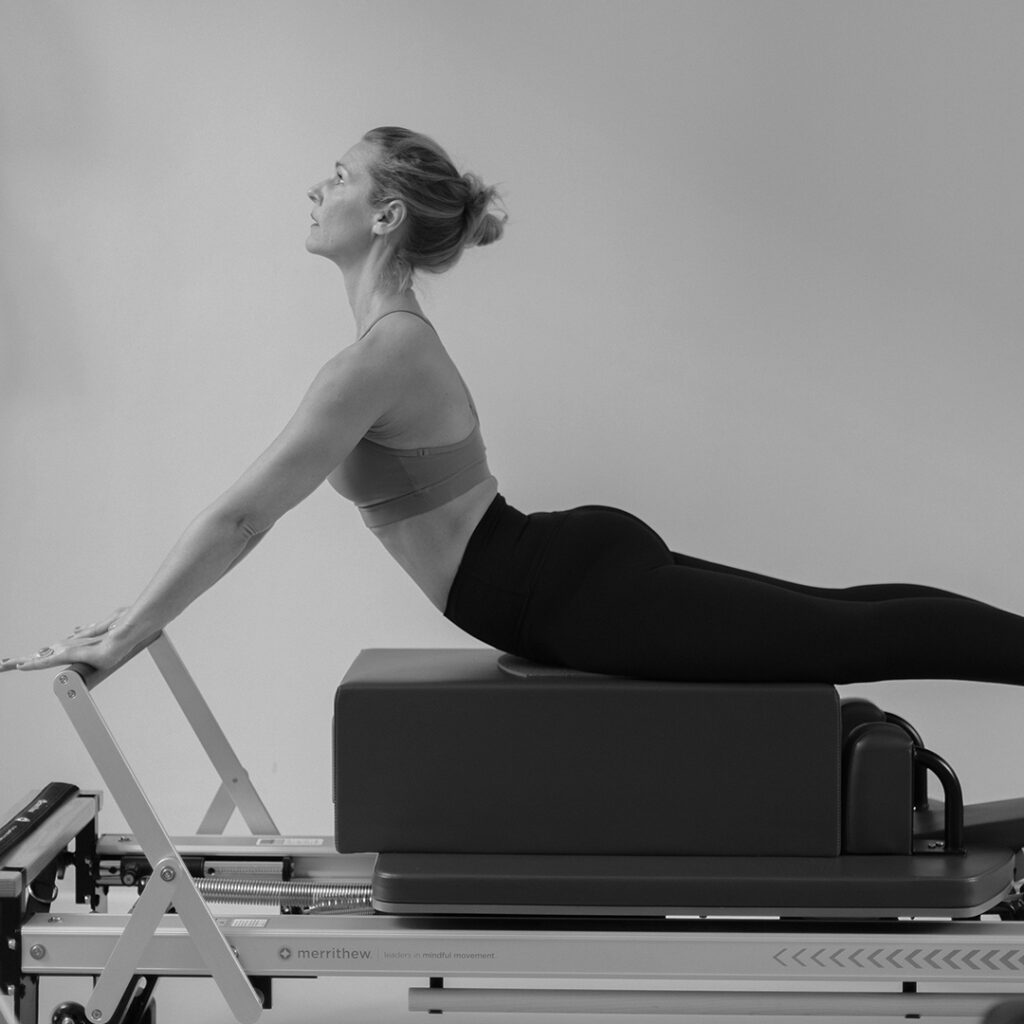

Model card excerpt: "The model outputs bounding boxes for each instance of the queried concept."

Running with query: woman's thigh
[548,560,879,680]
[524,510,878,680]
[669,551,983,604]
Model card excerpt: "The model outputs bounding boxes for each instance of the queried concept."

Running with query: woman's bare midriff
[363,476,499,611]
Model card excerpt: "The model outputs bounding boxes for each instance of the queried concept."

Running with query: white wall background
[2,0,1024,843]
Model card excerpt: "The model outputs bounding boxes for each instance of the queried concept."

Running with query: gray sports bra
[330,311,496,528]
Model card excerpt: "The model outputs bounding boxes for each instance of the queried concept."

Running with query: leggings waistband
[443,493,567,658]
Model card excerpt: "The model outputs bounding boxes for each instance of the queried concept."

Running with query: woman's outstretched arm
[2,337,406,675]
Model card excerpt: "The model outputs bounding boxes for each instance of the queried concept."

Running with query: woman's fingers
[13,645,67,672]
[0,648,61,672]
[2,637,101,672]
[4,608,128,673]
[66,609,126,640]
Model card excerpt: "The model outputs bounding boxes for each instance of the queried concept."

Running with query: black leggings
[444,494,1024,683]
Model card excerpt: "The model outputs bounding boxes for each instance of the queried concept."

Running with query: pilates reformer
[5,635,1024,1023]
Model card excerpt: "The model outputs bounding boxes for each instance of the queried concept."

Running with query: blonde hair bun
[462,172,507,248]
[363,126,507,291]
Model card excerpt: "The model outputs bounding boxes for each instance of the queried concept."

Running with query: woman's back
[326,310,499,610]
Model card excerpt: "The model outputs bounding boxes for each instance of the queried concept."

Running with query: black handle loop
[914,747,965,854]
[884,711,930,810]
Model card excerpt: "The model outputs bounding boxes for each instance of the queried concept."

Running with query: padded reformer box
[334,648,841,856]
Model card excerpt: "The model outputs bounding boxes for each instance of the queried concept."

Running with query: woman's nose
[307,184,322,202]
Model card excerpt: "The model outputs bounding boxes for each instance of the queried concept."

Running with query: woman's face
[305,140,381,265]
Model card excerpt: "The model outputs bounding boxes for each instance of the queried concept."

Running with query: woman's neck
[339,260,413,339]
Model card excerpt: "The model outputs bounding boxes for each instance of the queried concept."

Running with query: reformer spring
[194,877,373,911]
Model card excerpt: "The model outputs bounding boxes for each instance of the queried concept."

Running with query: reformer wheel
[50,999,156,1024]
[996,892,1024,920]
[50,1002,87,1024]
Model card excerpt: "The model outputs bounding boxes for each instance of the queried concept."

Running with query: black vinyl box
[334,648,841,856]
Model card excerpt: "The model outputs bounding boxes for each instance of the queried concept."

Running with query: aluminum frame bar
[197,783,237,835]
[407,986,1015,1017]
[96,835,373,882]
[23,913,1024,985]
[147,634,277,836]
[53,669,263,1024]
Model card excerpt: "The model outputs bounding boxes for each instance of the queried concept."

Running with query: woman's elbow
[239,518,268,541]
[201,503,272,540]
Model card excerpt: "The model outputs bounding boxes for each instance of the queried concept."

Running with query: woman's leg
[527,507,1024,684]
[669,552,985,604]
[554,562,1024,683]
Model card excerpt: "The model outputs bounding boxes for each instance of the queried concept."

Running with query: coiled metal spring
[195,877,373,912]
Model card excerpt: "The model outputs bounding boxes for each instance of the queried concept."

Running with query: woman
[4,126,1024,685]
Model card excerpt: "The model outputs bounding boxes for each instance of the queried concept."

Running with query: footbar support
[84,856,200,1023]
[67,633,278,836]
[147,634,278,836]
[53,636,266,1024]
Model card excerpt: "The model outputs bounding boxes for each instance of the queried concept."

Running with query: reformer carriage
[4,633,1024,1023]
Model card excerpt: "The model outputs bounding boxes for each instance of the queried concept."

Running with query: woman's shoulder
[319,310,439,396]
[350,310,442,373]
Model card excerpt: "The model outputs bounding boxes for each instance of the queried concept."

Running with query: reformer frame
[5,632,1024,1022]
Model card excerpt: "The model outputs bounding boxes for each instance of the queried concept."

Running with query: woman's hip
[443,494,671,660]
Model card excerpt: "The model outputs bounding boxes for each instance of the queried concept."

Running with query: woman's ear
[376,198,406,237]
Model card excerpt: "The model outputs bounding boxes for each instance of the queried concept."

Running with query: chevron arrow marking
[981,950,1002,970]
[962,949,982,971]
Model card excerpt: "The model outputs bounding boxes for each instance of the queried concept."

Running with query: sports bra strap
[358,309,435,341]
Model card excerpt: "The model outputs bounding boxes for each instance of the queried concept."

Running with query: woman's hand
[1,607,132,675]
